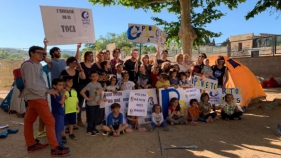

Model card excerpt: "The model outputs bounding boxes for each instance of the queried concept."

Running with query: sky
[0,0,280,51]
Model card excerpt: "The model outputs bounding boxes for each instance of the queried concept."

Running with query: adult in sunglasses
[191,53,207,76]
[211,56,228,88]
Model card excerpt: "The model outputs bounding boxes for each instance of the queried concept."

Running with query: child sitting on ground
[201,59,216,80]
[102,103,132,136]
[51,78,68,149]
[61,76,80,143]
[221,94,243,120]
[127,115,147,132]
[187,99,200,126]
[151,104,168,131]
[166,97,187,125]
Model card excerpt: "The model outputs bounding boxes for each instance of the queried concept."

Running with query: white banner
[209,88,242,104]
[127,92,148,117]
[158,88,201,118]
[127,23,166,48]
[104,89,158,125]
[40,6,95,45]
[193,75,218,92]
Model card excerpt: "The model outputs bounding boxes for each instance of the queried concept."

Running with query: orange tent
[209,56,266,106]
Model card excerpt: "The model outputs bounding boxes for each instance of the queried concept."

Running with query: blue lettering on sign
[161,89,180,119]
[236,98,241,103]
[127,25,141,40]
[193,77,198,86]
[206,82,209,89]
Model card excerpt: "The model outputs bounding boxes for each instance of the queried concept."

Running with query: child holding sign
[221,94,243,120]
[166,98,187,125]
[102,103,131,136]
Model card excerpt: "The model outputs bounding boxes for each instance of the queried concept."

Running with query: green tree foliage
[83,32,157,56]
[220,38,230,46]
[61,53,71,59]
[0,50,28,60]
[246,0,281,20]
[88,0,245,56]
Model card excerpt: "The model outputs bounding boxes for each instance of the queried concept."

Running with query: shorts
[64,112,77,125]
[112,125,119,130]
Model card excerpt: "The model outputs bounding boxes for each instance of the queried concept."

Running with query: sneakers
[69,134,77,140]
[27,143,49,153]
[206,116,213,123]
[94,130,100,134]
[51,146,70,157]
[62,136,67,144]
[191,121,197,126]
[86,131,96,136]
[34,131,46,138]
[102,131,113,136]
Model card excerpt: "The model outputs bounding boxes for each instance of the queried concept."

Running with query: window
[238,43,242,51]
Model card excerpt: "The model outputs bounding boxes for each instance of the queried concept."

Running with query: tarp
[209,56,266,106]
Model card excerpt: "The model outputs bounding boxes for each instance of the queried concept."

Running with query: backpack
[13,60,33,95]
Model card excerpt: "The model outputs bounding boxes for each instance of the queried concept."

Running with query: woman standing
[191,53,207,76]
[212,56,228,88]
[92,51,104,73]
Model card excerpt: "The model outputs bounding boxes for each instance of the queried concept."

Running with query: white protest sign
[193,75,218,92]
[127,23,166,48]
[158,88,201,117]
[104,89,158,125]
[40,6,95,45]
[127,92,148,117]
[209,88,242,104]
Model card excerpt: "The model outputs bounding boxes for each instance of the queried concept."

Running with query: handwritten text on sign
[40,6,95,45]
[128,92,148,117]
[193,75,218,92]
[209,88,242,104]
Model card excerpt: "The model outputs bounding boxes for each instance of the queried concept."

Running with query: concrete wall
[234,56,281,77]
[0,60,23,89]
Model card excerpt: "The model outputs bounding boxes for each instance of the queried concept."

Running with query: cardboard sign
[127,92,148,117]
[209,88,242,104]
[127,23,166,48]
[40,6,95,45]
[104,89,158,124]
[193,75,218,92]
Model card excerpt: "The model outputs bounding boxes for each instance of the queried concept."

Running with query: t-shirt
[202,66,213,77]
[106,85,119,91]
[199,102,212,116]
[152,112,164,124]
[107,112,123,129]
[178,64,187,72]
[156,80,170,88]
[157,59,171,65]
[116,73,123,87]
[179,79,192,85]
[168,106,181,119]
[64,89,78,114]
[136,73,151,88]
[79,62,94,85]
[50,59,66,80]
[122,81,135,90]
[221,102,237,115]
[192,63,204,75]
[60,69,80,92]
[212,65,227,87]
[150,73,158,88]
[85,82,102,106]
[123,59,141,82]
[170,78,179,85]
[51,93,64,115]
[187,106,199,121]
[92,63,104,73]
[110,59,124,74]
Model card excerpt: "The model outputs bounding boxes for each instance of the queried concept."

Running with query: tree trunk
[178,0,197,57]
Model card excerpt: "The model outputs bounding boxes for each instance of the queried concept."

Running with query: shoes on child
[34,130,46,138]
[206,116,213,123]
[50,146,70,157]
[191,121,197,126]
[27,142,49,153]
[86,131,96,136]
[69,134,77,140]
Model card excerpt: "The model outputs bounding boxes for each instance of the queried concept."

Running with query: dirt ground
[0,88,281,158]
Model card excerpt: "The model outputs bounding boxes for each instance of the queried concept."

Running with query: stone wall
[234,56,281,77]
[0,60,23,89]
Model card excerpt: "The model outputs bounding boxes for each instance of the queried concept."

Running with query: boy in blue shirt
[51,78,68,150]
[102,103,131,137]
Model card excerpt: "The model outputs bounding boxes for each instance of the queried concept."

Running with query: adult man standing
[43,38,80,80]
[156,50,170,66]
[123,49,141,82]
[110,48,123,74]
[22,46,70,156]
